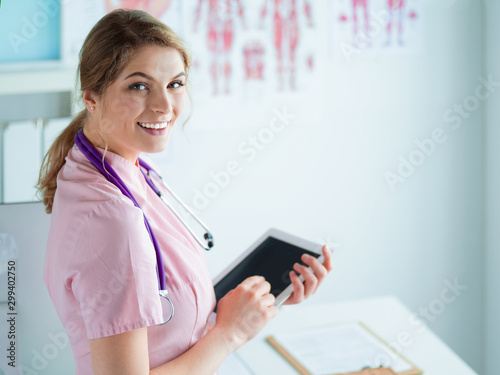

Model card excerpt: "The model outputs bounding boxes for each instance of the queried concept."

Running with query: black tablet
[212,228,324,312]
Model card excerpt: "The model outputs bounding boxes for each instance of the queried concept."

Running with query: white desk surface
[224,296,477,375]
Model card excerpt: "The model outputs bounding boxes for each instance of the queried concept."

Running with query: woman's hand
[214,276,278,352]
[282,245,333,305]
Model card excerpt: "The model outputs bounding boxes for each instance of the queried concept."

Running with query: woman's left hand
[282,245,334,305]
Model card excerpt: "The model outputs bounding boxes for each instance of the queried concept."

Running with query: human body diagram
[193,0,246,95]
[259,0,314,91]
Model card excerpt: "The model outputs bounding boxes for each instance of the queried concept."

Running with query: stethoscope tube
[74,130,168,290]
[138,160,214,250]
[74,130,215,325]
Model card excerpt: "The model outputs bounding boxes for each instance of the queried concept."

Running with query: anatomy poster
[257,0,318,93]
[63,0,321,102]
[185,0,320,101]
[329,0,424,61]
[187,0,247,97]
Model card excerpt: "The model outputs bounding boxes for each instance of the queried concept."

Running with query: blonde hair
[37,9,192,214]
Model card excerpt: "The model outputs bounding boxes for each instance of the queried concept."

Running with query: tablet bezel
[212,228,324,307]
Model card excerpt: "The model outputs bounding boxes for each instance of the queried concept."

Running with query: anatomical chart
[257,0,317,92]
[188,0,247,97]
[186,0,320,100]
[329,0,424,61]
[64,0,320,101]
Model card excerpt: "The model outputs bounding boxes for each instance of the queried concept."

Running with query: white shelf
[0,68,77,96]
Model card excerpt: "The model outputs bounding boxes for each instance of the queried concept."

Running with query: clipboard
[266,321,423,375]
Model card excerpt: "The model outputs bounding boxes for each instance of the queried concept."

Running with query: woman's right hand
[214,276,278,352]
[89,276,278,375]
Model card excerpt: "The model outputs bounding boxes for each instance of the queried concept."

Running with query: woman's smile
[137,120,172,136]
[137,121,171,129]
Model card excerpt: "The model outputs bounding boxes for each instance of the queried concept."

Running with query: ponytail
[37,110,86,214]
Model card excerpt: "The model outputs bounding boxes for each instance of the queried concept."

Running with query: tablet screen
[213,236,320,310]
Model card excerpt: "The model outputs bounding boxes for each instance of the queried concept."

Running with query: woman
[37,9,333,375]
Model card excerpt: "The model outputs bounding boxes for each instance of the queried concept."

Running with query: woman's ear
[83,90,98,113]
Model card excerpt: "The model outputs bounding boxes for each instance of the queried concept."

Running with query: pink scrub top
[44,144,216,374]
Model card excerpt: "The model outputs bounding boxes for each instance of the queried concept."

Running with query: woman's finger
[301,254,328,288]
[286,270,305,304]
[322,245,334,271]
[293,262,318,298]
[240,275,265,289]
[254,278,272,296]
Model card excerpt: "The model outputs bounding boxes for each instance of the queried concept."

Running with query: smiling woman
[37,9,192,215]
[35,9,332,375]
[82,45,188,163]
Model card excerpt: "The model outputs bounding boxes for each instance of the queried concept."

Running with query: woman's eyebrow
[125,72,153,80]
[125,72,154,80]
[173,72,186,79]
[124,71,186,80]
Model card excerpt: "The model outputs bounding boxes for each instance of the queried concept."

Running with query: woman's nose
[151,89,172,114]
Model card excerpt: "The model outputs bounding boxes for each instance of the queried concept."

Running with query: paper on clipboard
[267,322,422,375]
[219,352,254,375]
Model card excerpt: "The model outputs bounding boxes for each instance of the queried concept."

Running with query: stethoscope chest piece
[158,290,174,326]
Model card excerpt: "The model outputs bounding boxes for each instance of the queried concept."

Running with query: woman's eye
[130,83,148,90]
[169,81,185,89]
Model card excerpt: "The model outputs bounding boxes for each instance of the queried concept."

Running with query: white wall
[483,1,500,374]
[153,1,483,371]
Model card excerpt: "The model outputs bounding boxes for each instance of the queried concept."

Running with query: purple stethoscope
[74,129,214,325]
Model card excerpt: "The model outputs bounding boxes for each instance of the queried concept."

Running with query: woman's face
[90,45,187,163]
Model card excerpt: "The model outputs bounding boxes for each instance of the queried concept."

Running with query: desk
[221,296,477,375]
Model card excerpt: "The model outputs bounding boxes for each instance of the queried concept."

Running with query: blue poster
[0,0,61,63]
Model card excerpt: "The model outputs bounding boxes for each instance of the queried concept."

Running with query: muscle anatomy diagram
[193,0,246,95]
[385,0,405,45]
[259,0,314,91]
